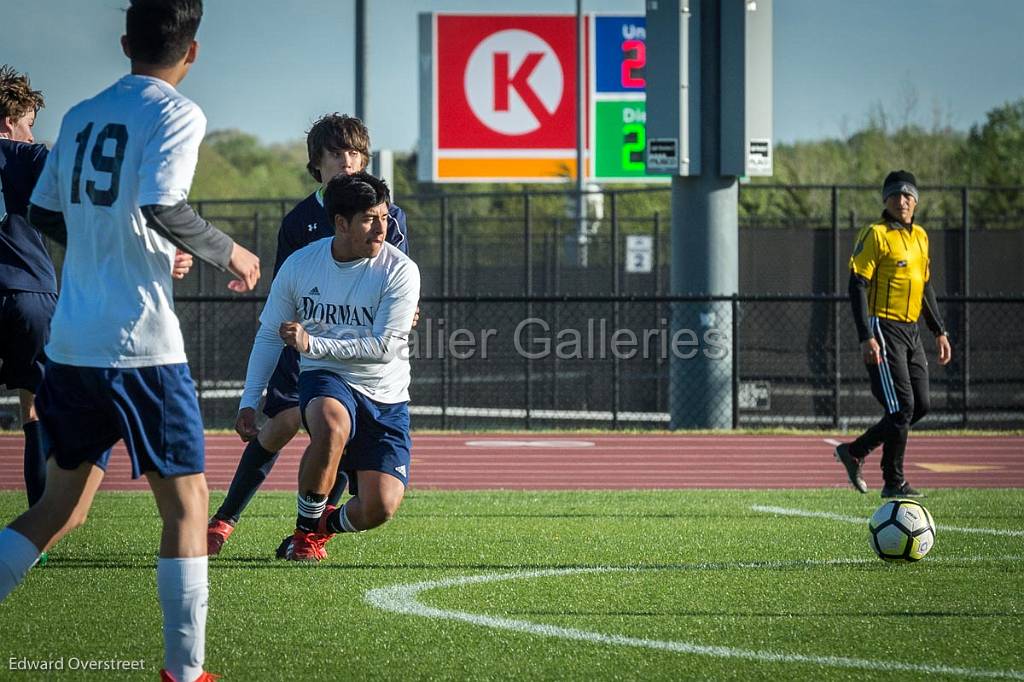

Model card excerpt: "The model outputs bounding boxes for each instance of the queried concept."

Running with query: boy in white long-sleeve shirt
[237,172,420,561]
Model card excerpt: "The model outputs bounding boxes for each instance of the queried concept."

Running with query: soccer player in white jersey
[205,114,412,559]
[238,172,420,561]
[0,2,260,681]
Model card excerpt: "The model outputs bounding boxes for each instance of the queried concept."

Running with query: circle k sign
[465,29,564,136]
[437,15,578,149]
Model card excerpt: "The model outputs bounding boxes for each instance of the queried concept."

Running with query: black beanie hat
[882,170,919,202]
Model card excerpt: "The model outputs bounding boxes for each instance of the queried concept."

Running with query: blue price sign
[594,16,646,94]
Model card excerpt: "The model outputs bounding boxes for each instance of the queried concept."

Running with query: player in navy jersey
[207,114,410,557]
[0,66,54,520]
[239,172,419,561]
[0,3,258,681]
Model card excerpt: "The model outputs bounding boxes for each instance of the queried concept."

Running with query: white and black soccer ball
[868,499,936,562]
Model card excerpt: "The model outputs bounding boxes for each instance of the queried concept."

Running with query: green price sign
[594,100,651,179]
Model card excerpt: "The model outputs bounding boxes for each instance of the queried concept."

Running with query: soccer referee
[834,170,952,497]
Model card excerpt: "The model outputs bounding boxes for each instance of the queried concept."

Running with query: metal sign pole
[575,0,588,267]
[355,0,367,125]
[647,0,772,429]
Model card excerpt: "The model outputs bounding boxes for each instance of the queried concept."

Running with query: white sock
[0,528,40,601]
[339,502,360,533]
[157,556,208,682]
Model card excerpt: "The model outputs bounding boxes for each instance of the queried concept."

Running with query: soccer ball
[868,499,936,562]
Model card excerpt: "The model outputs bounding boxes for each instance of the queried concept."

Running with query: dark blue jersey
[272,190,409,278]
[0,139,56,294]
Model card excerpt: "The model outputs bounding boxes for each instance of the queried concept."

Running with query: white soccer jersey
[30,74,205,367]
[241,239,420,406]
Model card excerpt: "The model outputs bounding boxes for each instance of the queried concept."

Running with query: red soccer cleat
[284,530,328,562]
[160,670,222,681]
[279,505,338,561]
[206,518,235,556]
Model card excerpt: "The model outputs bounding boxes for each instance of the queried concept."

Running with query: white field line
[751,505,1024,537]
[365,561,1024,680]
[464,440,595,448]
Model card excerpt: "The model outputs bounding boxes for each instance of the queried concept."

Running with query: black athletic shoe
[880,482,925,498]
[833,443,868,493]
[274,535,292,559]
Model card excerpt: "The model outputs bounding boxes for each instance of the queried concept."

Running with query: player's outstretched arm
[227,242,260,292]
[141,202,260,291]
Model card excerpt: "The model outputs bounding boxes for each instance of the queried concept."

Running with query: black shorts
[0,291,57,392]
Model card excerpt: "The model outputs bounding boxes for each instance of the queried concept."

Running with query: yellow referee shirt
[849,219,930,323]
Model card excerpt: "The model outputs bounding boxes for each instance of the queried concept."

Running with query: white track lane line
[365,561,1023,680]
[752,505,1024,537]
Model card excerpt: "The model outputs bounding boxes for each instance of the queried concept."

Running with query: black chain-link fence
[172,185,1023,300]
[3,185,1022,431]
[165,293,1023,431]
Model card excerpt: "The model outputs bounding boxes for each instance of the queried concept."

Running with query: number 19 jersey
[30,74,206,368]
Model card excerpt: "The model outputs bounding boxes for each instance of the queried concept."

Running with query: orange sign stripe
[438,157,578,179]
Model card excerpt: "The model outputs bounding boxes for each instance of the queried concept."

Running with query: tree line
[190,98,1024,230]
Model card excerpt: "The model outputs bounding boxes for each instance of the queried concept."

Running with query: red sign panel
[436,15,578,150]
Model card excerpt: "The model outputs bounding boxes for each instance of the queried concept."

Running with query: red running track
[1,433,1022,491]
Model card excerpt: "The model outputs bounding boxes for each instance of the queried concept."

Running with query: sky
[6,0,1024,153]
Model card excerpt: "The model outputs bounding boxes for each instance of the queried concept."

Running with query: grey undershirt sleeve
[141,201,234,271]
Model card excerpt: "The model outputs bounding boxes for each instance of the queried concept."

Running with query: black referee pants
[850,317,930,488]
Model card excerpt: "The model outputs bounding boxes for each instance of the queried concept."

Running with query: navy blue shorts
[0,291,56,391]
[298,370,411,490]
[262,346,300,418]
[35,362,205,479]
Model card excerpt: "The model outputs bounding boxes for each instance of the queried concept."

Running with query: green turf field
[1,489,1021,680]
